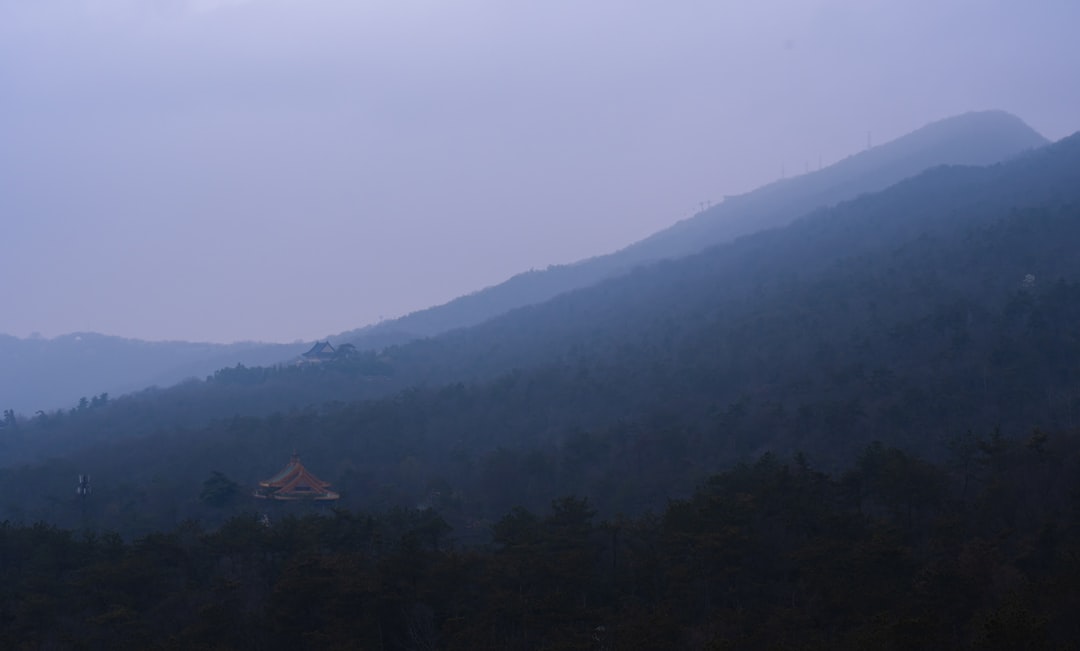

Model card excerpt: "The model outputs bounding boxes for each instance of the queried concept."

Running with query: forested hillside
[5,0,1076,646]
[1,132,1078,537]
[0,111,1045,417]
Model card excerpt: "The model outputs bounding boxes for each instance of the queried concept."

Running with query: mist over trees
[1,119,1079,648]
[0,334,306,415]
[1,112,1044,419]
[2,127,1079,530]
[4,0,1080,645]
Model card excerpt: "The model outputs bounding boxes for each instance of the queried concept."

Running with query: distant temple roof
[254,454,340,501]
[302,341,337,361]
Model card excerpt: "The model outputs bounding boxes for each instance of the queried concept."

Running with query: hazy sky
[2,0,1078,343]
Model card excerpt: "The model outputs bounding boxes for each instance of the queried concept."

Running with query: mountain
[0,332,306,414]
[3,128,1078,534]
[619,109,1047,262]
[339,110,1047,345]
[0,112,1044,416]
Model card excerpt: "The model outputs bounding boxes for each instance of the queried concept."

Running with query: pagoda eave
[254,454,340,502]
[253,490,340,501]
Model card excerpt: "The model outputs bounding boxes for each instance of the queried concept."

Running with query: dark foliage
[1,438,1078,649]
[0,121,1074,650]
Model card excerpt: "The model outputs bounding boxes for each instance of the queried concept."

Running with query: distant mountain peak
[904,109,1040,137]
[619,110,1046,258]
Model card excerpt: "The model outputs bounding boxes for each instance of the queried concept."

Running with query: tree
[199,471,240,508]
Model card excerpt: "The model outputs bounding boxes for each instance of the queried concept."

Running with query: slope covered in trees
[1,131,1078,535]
[0,112,1045,417]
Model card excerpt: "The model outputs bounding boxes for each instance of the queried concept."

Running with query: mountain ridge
[0,111,1048,415]
[4,129,1077,478]
[2,128,1078,535]
[338,110,1046,346]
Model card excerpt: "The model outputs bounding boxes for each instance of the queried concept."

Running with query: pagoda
[300,341,337,363]
[254,453,340,501]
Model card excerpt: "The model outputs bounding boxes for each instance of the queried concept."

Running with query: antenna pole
[76,474,91,528]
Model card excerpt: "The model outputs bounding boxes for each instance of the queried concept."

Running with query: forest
[2,434,1076,649]
[1,133,1078,531]
[1,129,1079,648]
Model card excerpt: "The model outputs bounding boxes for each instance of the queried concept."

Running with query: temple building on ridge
[254,454,340,501]
[300,341,337,363]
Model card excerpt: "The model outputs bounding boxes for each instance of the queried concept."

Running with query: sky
[2,0,1079,343]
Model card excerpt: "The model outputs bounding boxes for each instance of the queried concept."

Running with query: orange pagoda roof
[254,454,340,501]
